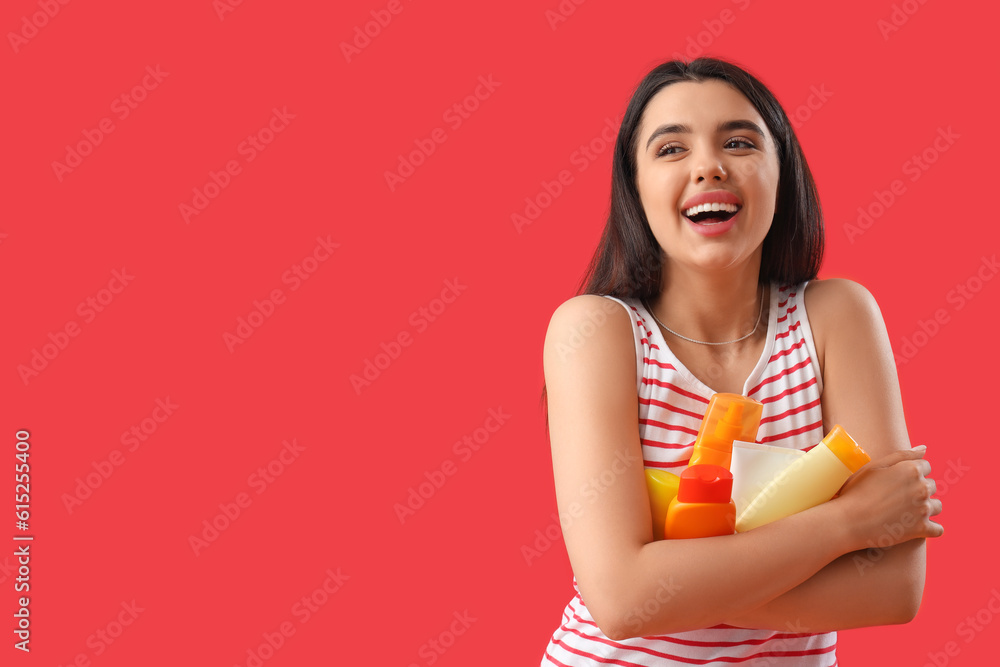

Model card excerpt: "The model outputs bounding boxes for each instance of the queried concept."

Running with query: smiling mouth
[684,205,741,225]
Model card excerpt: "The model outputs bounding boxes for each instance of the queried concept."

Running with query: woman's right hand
[833,446,944,552]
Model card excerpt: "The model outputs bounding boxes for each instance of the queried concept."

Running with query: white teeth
[683,202,740,217]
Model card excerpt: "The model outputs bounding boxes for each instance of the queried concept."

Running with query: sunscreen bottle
[645,469,681,540]
[665,465,736,539]
[736,425,871,532]
[730,440,804,517]
[689,393,764,470]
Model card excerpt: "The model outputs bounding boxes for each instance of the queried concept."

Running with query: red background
[2,0,997,665]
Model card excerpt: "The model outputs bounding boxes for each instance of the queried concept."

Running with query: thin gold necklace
[646,285,765,346]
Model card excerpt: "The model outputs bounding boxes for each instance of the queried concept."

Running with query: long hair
[539,57,825,429]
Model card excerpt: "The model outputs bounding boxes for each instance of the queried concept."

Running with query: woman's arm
[542,292,939,641]
[723,278,943,631]
[725,539,925,632]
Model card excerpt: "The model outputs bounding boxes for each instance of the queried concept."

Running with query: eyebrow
[644,119,766,150]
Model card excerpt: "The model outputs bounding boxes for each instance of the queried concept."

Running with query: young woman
[538,57,943,665]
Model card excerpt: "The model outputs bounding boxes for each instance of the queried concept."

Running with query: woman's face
[635,79,780,275]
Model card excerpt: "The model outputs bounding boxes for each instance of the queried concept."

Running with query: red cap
[677,464,733,504]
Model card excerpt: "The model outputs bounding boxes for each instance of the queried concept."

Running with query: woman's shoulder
[545,294,637,337]
[802,278,886,379]
[803,277,882,318]
[543,294,638,365]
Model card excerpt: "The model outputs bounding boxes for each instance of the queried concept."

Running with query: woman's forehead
[642,80,763,128]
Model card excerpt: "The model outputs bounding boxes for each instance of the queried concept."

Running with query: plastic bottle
[645,469,681,541]
[729,440,805,517]
[665,464,736,539]
[735,425,871,532]
[689,393,764,470]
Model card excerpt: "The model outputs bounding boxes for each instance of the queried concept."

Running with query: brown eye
[656,143,683,157]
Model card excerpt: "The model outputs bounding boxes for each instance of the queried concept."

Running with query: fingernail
[913,445,927,451]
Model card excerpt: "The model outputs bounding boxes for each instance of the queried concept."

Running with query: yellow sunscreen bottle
[736,425,871,532]
[645,469,681,540]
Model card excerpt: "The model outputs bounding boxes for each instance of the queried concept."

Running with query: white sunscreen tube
[730,440,805,518]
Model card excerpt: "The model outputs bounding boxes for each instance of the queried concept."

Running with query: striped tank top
[541,280,838,666]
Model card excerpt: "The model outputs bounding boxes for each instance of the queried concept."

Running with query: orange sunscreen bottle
[665,465,736,539]
[645,469,681,540]
[689,393,764,470]
[736,425,871,532]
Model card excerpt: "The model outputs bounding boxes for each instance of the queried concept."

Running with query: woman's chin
[668,247,761,274]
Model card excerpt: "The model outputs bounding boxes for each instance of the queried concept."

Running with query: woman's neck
[648,262,766,345]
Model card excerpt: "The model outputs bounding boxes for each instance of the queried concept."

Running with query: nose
[691,149,728,183]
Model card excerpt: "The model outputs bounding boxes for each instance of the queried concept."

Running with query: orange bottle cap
[677,464,733,504]
[824,425,870,473]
